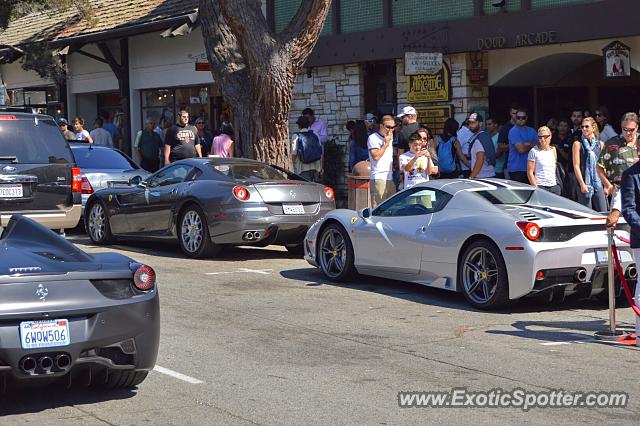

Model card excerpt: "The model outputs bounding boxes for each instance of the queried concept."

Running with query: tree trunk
[198,0,331,170]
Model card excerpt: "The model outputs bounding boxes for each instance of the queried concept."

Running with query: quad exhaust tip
[39,356,53,373]
[20,356,37,374]
[242,231,261,241]
[574,268,587,283]
[55,354,71,369]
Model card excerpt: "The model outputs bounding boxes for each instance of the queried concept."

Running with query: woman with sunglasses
[572,117,606,211]
[527,126,560,194]
[594,106,617,142]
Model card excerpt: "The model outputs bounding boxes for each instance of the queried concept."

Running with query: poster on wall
[602,40,631,78]
[414,105,454,136]
[407,63,451,103]
[404,52,443,75]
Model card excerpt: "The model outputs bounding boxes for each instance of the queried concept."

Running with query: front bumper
[0,293,160,381]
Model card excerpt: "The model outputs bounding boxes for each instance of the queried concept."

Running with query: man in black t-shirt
[164,110,202,164]
[396,105,420,157]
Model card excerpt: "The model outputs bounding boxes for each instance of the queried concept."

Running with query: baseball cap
[364,113,377,123]
[396,106,417,118]
[467,112,483,122]
[58,117,68,125]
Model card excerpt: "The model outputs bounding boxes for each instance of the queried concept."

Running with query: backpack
[295,130,323,164]
[468,131,497,166]
[436,135,458,174]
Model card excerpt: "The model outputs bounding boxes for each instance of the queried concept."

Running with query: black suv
[0,108,81,231]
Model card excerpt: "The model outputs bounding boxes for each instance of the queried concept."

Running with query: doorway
[363,61,397,118]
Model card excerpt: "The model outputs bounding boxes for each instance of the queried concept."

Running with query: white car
[304,179,635,309]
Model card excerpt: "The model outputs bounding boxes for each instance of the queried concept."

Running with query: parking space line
[205,268,273,276]
[540,339,595,346]
[153,365,204,384]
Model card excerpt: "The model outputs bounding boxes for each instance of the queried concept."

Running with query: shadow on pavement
[281,267,616,315]
[0,382,137,415]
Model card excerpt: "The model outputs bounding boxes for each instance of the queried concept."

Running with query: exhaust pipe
[39,356,53,373]
[20,357,37,374]
[625,265,637,280]
[574,268,588,283]
[243,231,254,241]
[55,354,71,370]
[253,231,260,240]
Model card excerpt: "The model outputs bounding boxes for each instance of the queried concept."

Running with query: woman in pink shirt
[211,123,234,157]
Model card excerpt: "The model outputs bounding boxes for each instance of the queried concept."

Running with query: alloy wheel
[181,210,203,253]
[319,228,346,278]
[462,247,499,305]
[88,203,105,242]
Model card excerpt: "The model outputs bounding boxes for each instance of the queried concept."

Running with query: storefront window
[7,88,24,106]
[175,86,209,126]
[141,89,174,129]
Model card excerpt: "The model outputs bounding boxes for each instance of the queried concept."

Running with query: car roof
[174,157,269,166]
[416,178,533,194]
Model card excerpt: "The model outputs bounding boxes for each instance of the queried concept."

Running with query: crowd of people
[345,103,640,209]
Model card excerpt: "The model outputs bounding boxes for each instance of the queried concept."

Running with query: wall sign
[414,105,454,136]
[407,63,451,103]
[603,40,631,78]
[404,52,443,75]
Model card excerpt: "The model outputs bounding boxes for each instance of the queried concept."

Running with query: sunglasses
[622,127,638,133]
[581,125,591,129]
[595,112,603,117]
[538,135,551,139]
[516,116,527,120]
[384,125,396,130]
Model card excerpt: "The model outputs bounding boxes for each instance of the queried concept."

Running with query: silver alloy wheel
[462,247,499,305]
[181,210,203,254]
[319,228,346,278]
[88,203,105,242]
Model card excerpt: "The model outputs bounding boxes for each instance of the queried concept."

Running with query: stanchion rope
[610,233,640,317]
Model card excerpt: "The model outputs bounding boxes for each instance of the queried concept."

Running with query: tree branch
[280,0,331,68]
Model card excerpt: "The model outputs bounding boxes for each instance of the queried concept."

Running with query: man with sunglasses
[368,115,397,207]
[600,113,639,227]
[507,108,537,183]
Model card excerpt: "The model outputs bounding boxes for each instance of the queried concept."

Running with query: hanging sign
[603,40,631,78]
[404,52,443,75]
[407,62,451,103]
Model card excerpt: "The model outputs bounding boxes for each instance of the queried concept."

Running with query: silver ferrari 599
[304,179,636,309]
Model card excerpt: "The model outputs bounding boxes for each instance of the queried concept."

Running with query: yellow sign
[108,194,112,202]
[407,63,450,103]
[413,105,454,136]
[351,217,358,224]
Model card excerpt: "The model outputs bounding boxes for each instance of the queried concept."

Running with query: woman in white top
[594,106,617,142]
[527,126,560,195]
[72,116,94,144]
[399,132,436,189]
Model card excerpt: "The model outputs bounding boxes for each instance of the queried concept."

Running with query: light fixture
[492,0,506,7]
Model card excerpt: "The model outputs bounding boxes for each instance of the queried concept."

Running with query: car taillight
[0,115,16,120]
[233,185,250,201]
[324,187,334,201]
[71,167,82,192]
[81,176,94,194]
[132,264,156,291]
[516,221,541,241]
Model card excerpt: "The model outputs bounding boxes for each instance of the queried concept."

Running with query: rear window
[0,117,74,164]
[210,163,288,181]
[72,147,137,170]
[474,189,534,205]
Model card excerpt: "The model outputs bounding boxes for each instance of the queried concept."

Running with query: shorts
[371,179,396,207]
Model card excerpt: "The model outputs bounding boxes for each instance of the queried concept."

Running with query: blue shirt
[507,125,537,172]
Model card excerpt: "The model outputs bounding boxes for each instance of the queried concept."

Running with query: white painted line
[205,271,235,276]
[205,268,273,276]
[153,365,204,384]
[540,339,594,346]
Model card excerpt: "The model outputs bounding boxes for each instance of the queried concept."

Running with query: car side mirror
[359,207,371,219]
[129,175,143,186]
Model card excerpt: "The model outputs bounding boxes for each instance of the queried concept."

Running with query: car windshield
[210,163,288,181]
[0,117,74,164]
[72,147,137,170]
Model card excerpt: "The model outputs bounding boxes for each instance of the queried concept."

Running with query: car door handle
[170,188,177,195]
[419,226,427,233]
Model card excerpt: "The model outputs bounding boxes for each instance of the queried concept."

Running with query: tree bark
[199,0,331,170]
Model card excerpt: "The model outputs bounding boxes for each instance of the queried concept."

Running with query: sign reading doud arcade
[603,40,631,78]
[407,62,451,103]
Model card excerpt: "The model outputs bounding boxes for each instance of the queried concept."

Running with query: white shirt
[457,126,473,171]
[367,132,393,181]
[90,127,114,147]
[600,124,617,143]
[612,189,621,211]
[527,146,557,187]
[399,151,432,189]
[75,129,91,142]
[470,139,495,178]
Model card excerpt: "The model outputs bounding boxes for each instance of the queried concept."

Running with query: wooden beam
[74,49,108,65]
[96,42,124,80]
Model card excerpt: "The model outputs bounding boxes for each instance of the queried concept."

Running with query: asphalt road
[1,233,639,425]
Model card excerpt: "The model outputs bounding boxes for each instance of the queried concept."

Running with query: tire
[458,239,509,309]
[98,370,148,390]
[317,223,355,282]
[85,200,113,245]
[285,243,305,256]
[178,204,219,258]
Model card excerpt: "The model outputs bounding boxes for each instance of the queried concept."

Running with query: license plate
[20,319,70,349]
[595,249,608,264]
[283,203,305,214]
[0,185,22,198]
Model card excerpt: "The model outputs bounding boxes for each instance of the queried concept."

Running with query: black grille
[539,223,629,242]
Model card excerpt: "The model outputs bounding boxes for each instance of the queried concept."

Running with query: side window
[147,165,193,188]
[373,188,452,217]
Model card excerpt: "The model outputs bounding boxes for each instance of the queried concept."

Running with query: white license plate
[0,185,22,198]
[20,319,70,349]
[283,203,305,214]
[595,249,608,264]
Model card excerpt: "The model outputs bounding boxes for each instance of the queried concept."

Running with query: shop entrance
[489,53,640,132]
[363,61,397,118]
